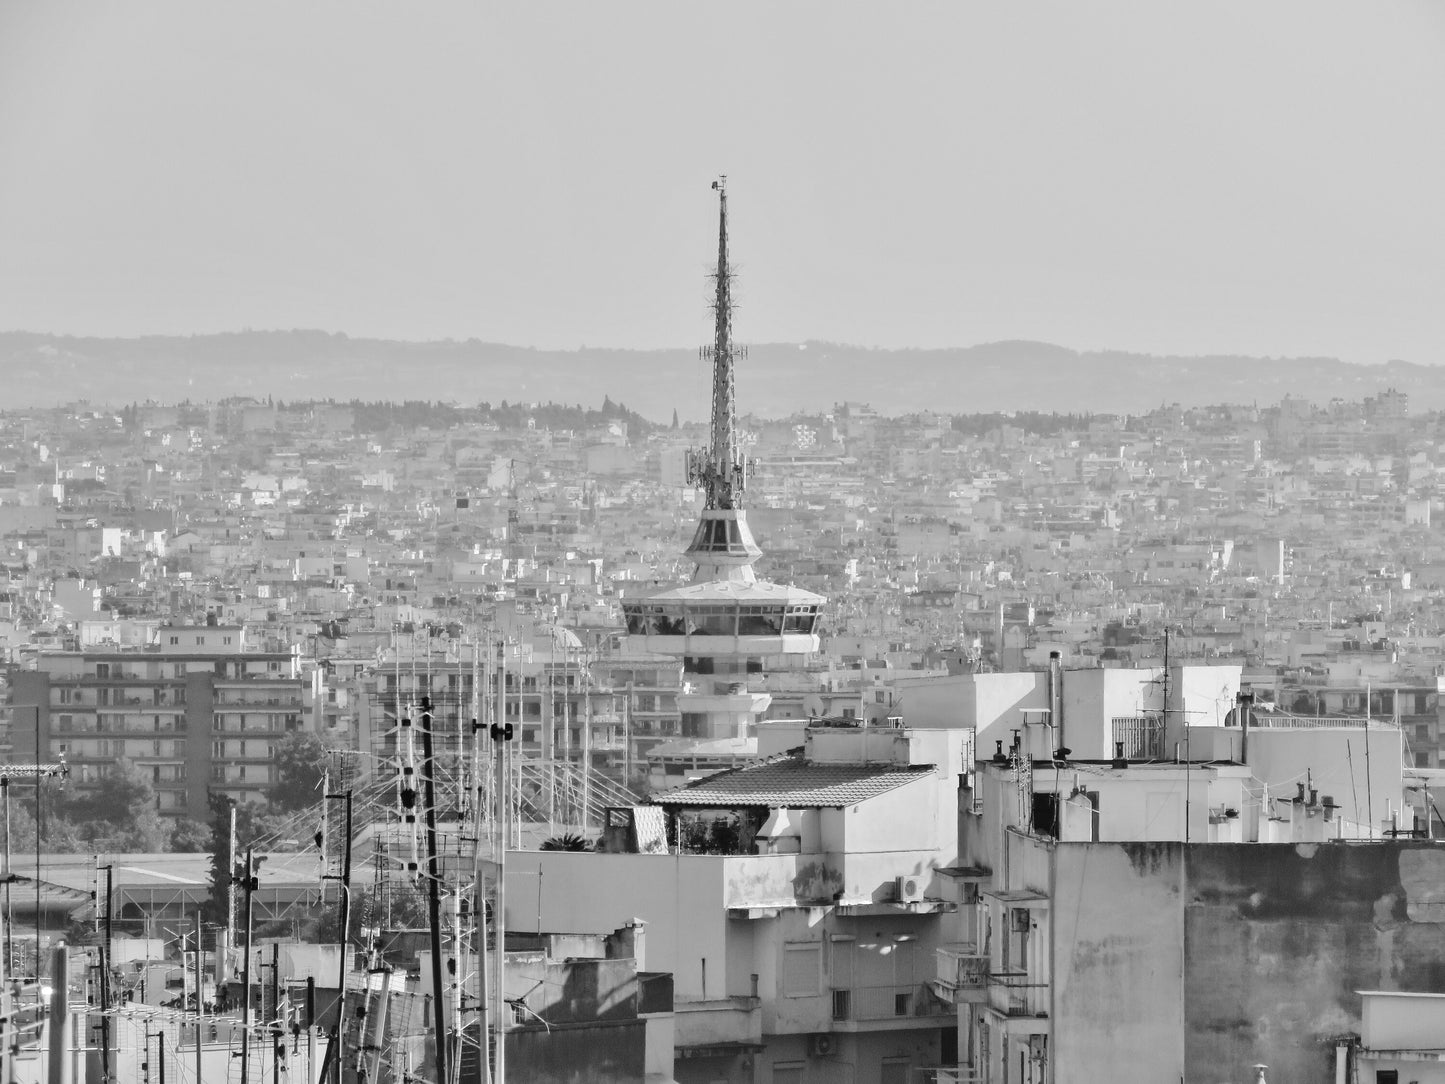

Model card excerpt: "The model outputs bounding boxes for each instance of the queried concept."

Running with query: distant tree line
[949,411,1094,437]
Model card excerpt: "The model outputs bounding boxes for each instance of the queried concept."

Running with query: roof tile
[652,755,934,808]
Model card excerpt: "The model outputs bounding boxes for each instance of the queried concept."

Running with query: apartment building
[941,689,1428,1084]
[6,624,318,820]
[508,720,974,1084]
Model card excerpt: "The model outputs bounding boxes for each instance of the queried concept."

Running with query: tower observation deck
[622,178,824,742]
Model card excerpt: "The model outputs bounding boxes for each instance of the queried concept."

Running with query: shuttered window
[782,944,820,997]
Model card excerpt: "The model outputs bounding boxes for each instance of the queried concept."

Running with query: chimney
[1048,651,1064,753]
[1236,690,1254,764]
[1112,741,1128,770]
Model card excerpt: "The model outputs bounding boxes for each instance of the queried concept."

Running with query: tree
[52,760,168,851]
[268,732,333,812]
[203,791,293,927]
[540,832,590,852]
[168,818,212,852]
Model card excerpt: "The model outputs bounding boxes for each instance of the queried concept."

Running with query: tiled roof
[651,755,935,808]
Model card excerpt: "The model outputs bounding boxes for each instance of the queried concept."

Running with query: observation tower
[622,178,824,741]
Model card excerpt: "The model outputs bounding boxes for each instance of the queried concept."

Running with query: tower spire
[691,176,747,511]
[684,176,761,581]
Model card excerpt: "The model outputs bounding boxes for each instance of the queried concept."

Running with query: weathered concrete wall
[507,1019,647,1083]
[1183,842,1445,1084]
[1053,842,1185,1084]
[506,852,730,1000]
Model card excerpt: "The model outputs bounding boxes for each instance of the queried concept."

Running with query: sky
[1,2,1443,364]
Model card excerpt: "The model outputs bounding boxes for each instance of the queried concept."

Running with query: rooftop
[651,754,935,808]
[641,579,825,604]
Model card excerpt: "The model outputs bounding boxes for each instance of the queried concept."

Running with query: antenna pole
[420,697,448,1084]
[239,848,254,1084]
[1364,681,1374,837]
[100,863,113,1083]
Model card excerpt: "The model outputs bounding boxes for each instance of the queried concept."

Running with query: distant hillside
[0,331,1435,420]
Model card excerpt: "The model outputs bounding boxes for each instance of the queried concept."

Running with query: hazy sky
[2,2,1443,363]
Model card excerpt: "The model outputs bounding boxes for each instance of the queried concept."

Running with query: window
[58,714,73,729]
[782,944,821,997]
[169,636,179,646]
[223,636,233,646]
[58,688,73,705]
[772,1064,804,1084]
[831,989,850,1020]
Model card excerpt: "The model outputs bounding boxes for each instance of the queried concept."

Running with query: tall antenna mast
[698,175,744,511]
[684,176,762,581]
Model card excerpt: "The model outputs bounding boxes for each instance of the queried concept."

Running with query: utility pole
[99,864,112,1084]
[419,696,448,1084]
[46,942,71,1084]
[194,911,204,1084]
[1,776,9,981]
[490,712,515,1084]
[237,848,257,1084]
[317,785,353,1084]
[269,942,280,1084]
[227,802,237,955]
[332,786,352,1084]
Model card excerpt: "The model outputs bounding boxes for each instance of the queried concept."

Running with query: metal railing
[989,971,1049,1017]
[1248,714,1386,729]
[1111,715,1165,759]
[934,946,988,991]
[913,1069,983,1084]
[834,983,947,1021]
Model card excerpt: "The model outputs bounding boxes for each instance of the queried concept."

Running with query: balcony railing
[988,972,1048,1017]
[673,994,761,1047]
[913,1069,983,1084]
[933,946,988,1000]
[832,983,948,1022]
[1248,714,1381,729]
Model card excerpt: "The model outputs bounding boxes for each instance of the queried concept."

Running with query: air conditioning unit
[896,875,925,903]
[807,1033,837,1058]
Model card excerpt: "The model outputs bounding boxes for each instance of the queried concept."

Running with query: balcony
[988,972,1048,1018]
[674,994,762,1050]
[831,983,950,1029]
[913,1069,983,1084]
[932,945,989,1005]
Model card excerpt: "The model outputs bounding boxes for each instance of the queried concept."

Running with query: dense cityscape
[4,260,1445,1082]
[6,3,1445,1072]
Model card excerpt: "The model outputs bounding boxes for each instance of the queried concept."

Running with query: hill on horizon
[0,330,1434,421]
